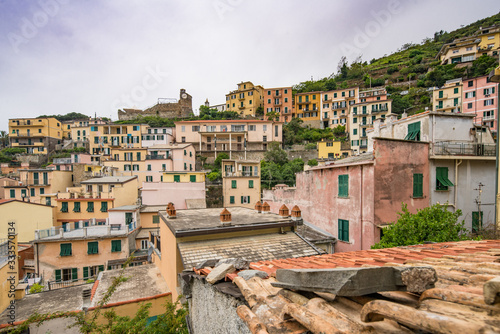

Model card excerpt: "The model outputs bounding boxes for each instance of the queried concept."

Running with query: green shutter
[10,189,15,198]
[99,265,104,273]
[83,267,89,279]
[174,175,180,182]
[153,215,159,224]
[241,196,244,204]
[436,167,454,190]
[343,220,349,242]
[101,202,108,212]
[230,196,235,204]
[55,269,61,281]
[232,180,237,188]
[60,243,72,256]
[338,220,349,242]
[190,175,196,182]
[88,241,98,255]
[413,173,423,198]
[249,180,254,188]
[87,202,94,212]
[61,202,68,212]
[73,202,80,212]
[338,175,348,197]
[72,268,78,281]
[112,240,121,252]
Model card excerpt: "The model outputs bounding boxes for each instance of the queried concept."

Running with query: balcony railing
[146,155,167,160]
[433,141,496,156]
[224,171,257,177]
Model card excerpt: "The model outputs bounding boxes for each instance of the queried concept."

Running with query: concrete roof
[140,205,165,213]
[91,264,169,306]
[178,232,322,270]
[310,152,374,170]
[185,199,206,209]
[0,199,53,208]
[160,207,293,236]
[81,176,137,184]
[35,226,129,242]
[135,228,157,239]
[108,205,140,211]
[0,284,90,325]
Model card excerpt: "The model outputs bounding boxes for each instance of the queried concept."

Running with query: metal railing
[433,141,496,156]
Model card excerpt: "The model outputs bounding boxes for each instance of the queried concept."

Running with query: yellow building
[9,117,63,155]
[0,200,56,243]
[225,81,264,117]
[161,171,206,183]
[317,140,351,160]
[432,78,462,112]
[437,25,500,65]
[348,100,392,154]
[4,169,73,204]
[222,159,261,208]
[293,91,322,127]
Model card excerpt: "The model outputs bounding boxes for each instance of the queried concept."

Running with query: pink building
[462,75,498,133]
[263,87,293,123]
[141,178,206,209]
[263,138,429,252]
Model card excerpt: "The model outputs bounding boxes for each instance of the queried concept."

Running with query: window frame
[338,175,349,198]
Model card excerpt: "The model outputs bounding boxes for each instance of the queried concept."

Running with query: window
[9,189,15,198]
[87,202,94,212]
[465,91,475,98]
[453,87,459,94]
[232,180,237,189]
[190,175,196,182]
[60,243,72,256]
[73,202,81,212]
[153,215,160,224]
[468,103,473,109]
[353,117,357,124]
[30,188,35,197]
[353,129,357,135]
[436,167,454,190]
[174,175,180,182]
[141,240,149,250]
[241,196,250,204]
[100,202,108,212]
[181,137,186,143]
[133,126,139,131]
[472,211,483,234]
[111,240,121,252]
[46,197,51,206]
[87,241,99,255]
[181,126,185,132]
[249,180,254,188]
[404,121,421,141]
[413,173,423,198]
[21,189,26,198]
[468,81,473,87]
[275,125,279,137]
[55,268,77,282]
[484,99,494,106]
[61,202,68,212]
[230,196,235,204]
[146,176,153,182]
[338,175,349,197]
[147,164,152,171]
[338,219,349,242]
[249,125,256,131]
[484,87,495,95]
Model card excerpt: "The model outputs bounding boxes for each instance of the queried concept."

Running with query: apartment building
[175,120,282,158]
[321,88,359,129]
[141,127,174,147]
[462,75,498,132]
[359,87,388,102]
[222,159,261,208]
[9,117,63,155]
[293,91,321,127]
[225,81,264,117]
[432,78,463,113]
[263,87,293,123]
[4,169,73,204]
[317,140,351,160]
[437,25,500,65]
[348,100,392,154]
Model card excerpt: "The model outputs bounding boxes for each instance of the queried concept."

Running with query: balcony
[224,171,257,177]
[297,100,309,105]
[435,93,448,100]
[12,121,44,127]
[483,115,495,121]
[433,141,496,157]
[238,105,245,109]
[146,154,167,160]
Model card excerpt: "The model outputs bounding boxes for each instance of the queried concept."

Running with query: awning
[437,173,454,187]
[404,130,420,140]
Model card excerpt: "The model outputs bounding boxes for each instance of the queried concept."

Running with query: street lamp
[488,63,500,235]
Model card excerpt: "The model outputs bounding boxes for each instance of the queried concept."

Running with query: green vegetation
[261,142,304,189]
[283,118,336,146]
[372,203,469,249]
[28,283,44,294]
[307,159,318,167]
[198,105,240,120]
[37,112,92,122]
[204,152,229,182]
[0,147,26,163]
[115,115,176,127]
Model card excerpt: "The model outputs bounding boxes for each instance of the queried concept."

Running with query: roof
[175,120,282,124]
[178,232,323,270]
[91,264,169,306]
[108,205,140,211]
[296,222,335,243]
[192,240,500,333]
[81,176,137,184]
[160,207,293,237]
[135,227,157,239]
[35,225,130,242]
[309,152,374,170]
[185,198,207,209]
[140,205,165,213]
[0,199,52,208]
[148,143,192,149]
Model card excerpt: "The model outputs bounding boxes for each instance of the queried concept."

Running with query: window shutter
[338,220,342,240]
[99,265,104,273]
[344,221,349,242]
[241,196,244,204]
[72,268,78,281]
[83,267,89,279]
[153,215,159,224]
[55,269,61,281]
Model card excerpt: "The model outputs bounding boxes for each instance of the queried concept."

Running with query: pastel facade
[462,75,498,132]
[141,127,174,147]
[222,160,261,208]
[317,140,351,160]
[175,120,282,156]
[225,81,264,117]
[321,88,359,129]
[4,169,73,204]
[0,178,18,200]
[263,87,293,123]
[0,200,55,243]
[433,78,463,113]
[9,117,63,154]
[293,91,321,126]
[348,100,392,154]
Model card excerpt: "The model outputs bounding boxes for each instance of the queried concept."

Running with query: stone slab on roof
[178,232,323,270]
[0,285,89,325]
[81,176,137,184]
[91,264,169,306]
[160,207,292,234]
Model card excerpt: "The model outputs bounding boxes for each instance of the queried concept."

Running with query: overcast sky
[0,0,499,131]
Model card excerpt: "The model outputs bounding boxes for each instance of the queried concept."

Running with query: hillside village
[1,12,500,334]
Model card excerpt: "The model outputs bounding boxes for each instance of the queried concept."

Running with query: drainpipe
[360,165,363,250]
[454,159,462,211]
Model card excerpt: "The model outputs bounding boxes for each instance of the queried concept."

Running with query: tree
[307,159,318,167]
[0,130,8,148]
[332,125,346,137]
[467,54,498,78]
[372,203,469,249]
[214,152,229,169]
[264,142,288,166]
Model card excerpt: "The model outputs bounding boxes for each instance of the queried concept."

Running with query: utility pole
[474,182,484,232]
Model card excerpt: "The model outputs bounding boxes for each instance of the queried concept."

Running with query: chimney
[279,204,289,217]
[167,203,176,219]
[261,202,270,214]
[220,208,231,226]
[291,205,302,222]
[255,201,262,213]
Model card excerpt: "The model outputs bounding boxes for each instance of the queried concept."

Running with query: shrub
[29,283,43,294]
[307,159,318,167]
[304,143,317,150]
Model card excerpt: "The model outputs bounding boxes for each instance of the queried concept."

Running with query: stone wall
[183,277,250,334]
